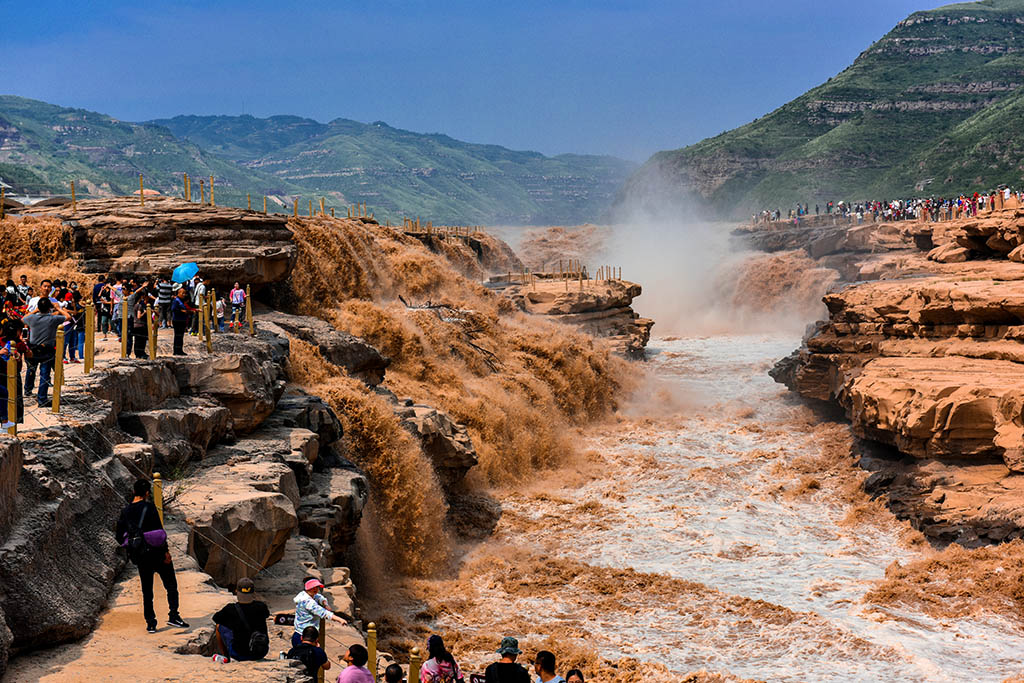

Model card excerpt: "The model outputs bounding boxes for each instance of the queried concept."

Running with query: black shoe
[173,351,187,356]
[146,623,157,633]
[167,615,189,628]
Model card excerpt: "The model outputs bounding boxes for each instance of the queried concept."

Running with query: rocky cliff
[770,205,1024,545]
[616,0,1024,218]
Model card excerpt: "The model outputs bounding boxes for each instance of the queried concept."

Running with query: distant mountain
[617,0,1024,219]
[0,95,295,205]
[152,114,636,225]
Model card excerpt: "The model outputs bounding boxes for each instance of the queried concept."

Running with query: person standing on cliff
[229,282,245,328]
[190,276,207,336]
[21,298,71,408]
[115,478,190,633]
[171,288,196,356]
[156,276,174,329]
[292,578,341,648]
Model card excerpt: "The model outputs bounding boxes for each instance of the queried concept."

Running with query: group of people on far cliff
[753,186,1024,227]
[113,479,587,682]
[0,272,248,422]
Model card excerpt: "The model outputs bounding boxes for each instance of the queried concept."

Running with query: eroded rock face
[261,312,389,386]
[177,460,300,588]
[394,401,478,487]
[118,397,232,469]
[28,197,297,285]
[503,278,653,359]
[297,468,369,565]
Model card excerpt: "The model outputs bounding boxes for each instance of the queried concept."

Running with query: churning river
[410,333,1024,682]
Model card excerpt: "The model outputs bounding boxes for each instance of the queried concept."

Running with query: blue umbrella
[172,262,199,283]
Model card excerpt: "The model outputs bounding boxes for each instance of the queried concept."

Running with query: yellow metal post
[153,472,164,525]
[293,199,297,217]
[71,180,76,212]
[1,186,5,220]
[120,298,128,359]
[263,196,267,214]
[200,179,205,205]
[204,301,213,353]
[184,173,188,200]
[139,174,145,206]
[367,623,378,682]
[247,193,251,211]
[245,285,253,336]
[6,356,16,435]
[147,305,156,359]
[209,175,214,206]
[309,199,313,217]
[84,302,95,374]
[317,618,326,683]
[409,647,421,683]
[320,197,325,215]
[52,328,64,413]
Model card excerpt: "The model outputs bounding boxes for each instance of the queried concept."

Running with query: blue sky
[2,0,940,160]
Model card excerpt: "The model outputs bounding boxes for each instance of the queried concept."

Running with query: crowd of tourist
[0,272,247,422]
[754,187,1024,226]
[113,477,587,681]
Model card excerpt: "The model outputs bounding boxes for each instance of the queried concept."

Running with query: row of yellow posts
[311,621,419,683]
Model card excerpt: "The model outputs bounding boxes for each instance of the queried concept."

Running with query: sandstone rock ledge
[502,277,653,358]
[773,263,1024,544]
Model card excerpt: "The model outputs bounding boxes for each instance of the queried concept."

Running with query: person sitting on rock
[115,478,189,633]
[293,578,341,648]
[484,637,530,683]
[212,577,271,662]
[337,643,374,683]
[287,625,331,679]
[420,634,464,683]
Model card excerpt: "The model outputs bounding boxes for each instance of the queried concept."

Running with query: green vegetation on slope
[154,114,636,225]
[0,96,297,206]
[618,0,1024,218]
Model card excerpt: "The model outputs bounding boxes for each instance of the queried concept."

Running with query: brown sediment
[723,250,838,320]
[281,216,632,572]
[864,539,1024,620]
[514,224,610,271]
[0,215,79,280]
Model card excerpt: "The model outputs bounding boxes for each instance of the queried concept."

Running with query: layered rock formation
[502,277,653,358]
[0,326,372,675]
[24,197,297,284]
[771,208,1024,544]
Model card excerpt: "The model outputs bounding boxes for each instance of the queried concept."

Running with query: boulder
[927,242,971,263]
[394,402,478,487]
[261,312,389,386]
[297,467,369,564]
[118,397,232,469]
[176,460,300,587]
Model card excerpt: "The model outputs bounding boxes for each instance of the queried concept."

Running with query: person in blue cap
[484,637,529,683]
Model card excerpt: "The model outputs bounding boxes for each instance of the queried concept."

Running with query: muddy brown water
[395,334,1024,682]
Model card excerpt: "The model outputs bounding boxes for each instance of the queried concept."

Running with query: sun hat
[496,636,522,656]
[236,577,255,604]
[304,578,324,591]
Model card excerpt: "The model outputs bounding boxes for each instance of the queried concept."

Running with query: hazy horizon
[5,0,941,161]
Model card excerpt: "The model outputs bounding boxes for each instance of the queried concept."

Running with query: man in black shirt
[484,637,530,683]
[212,577,271,661]
[287,625,331,678]
[115,478,189,633]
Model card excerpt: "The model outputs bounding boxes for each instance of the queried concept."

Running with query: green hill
[153,114,636,225]
[0,96,296,206]
[617,0,1024,218]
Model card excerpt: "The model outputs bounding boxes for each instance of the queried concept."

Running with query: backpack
[234,604,269,659]
[125,504,150,565]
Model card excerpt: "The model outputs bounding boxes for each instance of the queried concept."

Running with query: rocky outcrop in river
[769,206,1024,545]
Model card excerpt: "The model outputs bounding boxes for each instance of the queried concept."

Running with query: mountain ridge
[616,0,1024,219]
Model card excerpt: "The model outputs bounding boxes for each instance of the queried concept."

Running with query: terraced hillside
[0,95,296,206]
[153,114,635,225]
[617,0,1024,218]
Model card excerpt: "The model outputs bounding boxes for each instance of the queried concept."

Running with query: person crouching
[212,577,271,662]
